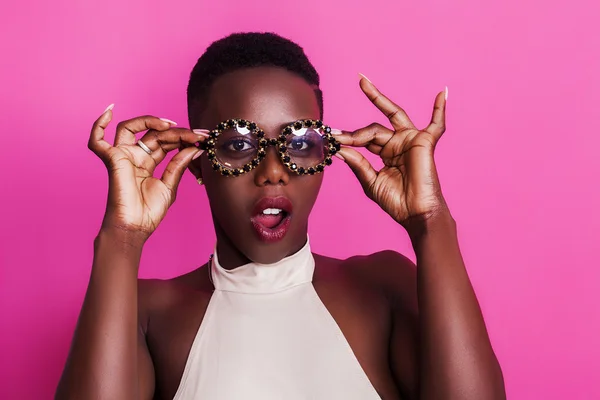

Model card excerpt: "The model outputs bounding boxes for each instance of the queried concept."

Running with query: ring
[137,140,152,155]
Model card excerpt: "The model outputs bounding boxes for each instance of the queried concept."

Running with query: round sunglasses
[201,118,341,177]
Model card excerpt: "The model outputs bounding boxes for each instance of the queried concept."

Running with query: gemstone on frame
[210,118,340,176]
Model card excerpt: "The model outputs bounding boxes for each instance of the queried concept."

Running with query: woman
[56,33,505,399]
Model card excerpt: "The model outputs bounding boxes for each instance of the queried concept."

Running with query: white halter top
[173,239,381,399]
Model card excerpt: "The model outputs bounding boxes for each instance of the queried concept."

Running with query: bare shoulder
[137,278,183,330]
[338,250,418,314]
[137,266,211,328]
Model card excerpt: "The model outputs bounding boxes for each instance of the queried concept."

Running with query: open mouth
[251,197,293,242]
[253,208,290,229]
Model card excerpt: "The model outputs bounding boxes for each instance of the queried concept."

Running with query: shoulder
[136,279,180,330]
[138,278,179,308]
[137,266,211,330]
[341,250,418,315]
[138,264,210,304]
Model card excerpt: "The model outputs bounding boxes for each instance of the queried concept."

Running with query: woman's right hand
[88,105,208,244]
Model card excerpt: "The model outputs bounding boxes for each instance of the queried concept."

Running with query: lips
[255,212,285,229]
[250,197,293,243]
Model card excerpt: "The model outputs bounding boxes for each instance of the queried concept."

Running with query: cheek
[204,175,250,214]
[292,176,323,214]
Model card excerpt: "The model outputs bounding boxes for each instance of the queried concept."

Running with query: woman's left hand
[334,76,449,230]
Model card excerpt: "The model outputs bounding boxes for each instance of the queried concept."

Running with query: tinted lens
[215,126,259,169]
[285,127,327,168]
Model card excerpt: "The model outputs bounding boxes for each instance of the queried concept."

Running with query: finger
[138,128,210,166]
[332,123,394,149]
[335,147,378,196]
[424,88,447,141]
[366,143,383,155]
[114,116,175,146]
[359,75,415,130]
[161,147,202,197]
[88,104,115,162]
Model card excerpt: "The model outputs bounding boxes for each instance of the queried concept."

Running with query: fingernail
[192,150,204,160]
[358,73,372,83]
[330,128,343,135]
[334,152,345,161]
[160,118,178,126]
[193,129,211,137]
[103,103,114,113]
[445,86,449,101]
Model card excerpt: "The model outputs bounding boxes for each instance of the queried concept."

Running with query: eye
[224,138,255,152]
[290,137,313,151]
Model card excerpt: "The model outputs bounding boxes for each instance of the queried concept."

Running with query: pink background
[1,0,599,398]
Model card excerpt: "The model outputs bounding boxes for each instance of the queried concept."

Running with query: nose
[254,145,290,186]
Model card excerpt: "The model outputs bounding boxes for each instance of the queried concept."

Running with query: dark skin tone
[56,66,505,400]
[189,67,324,267]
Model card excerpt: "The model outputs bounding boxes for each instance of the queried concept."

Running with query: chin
[233,221,306,264]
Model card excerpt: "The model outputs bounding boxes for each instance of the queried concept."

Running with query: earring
[197,178,203,186]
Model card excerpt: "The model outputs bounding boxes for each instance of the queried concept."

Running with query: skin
[55,66,505,400]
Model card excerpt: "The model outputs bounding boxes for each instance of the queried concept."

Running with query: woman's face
[192,66,323,265]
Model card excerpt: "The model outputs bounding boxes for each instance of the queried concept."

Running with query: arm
[55,108,205,399]
[335,77,505,399]
[386,213,504,400]
[55,229,154,399]
[411,210,504,399]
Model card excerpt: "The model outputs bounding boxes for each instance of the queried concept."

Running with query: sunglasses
[201,118,341,176]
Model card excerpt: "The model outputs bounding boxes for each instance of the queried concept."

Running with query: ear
[188,158,203,180]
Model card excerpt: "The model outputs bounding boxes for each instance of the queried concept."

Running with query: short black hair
[187,32,323,123]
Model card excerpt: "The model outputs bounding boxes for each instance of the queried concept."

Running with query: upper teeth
[262,208,282,215]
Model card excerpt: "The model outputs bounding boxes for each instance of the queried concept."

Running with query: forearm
[56,228,144,399]
[411,211,505,400]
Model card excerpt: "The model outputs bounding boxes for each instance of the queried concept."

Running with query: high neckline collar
[210,239,315,294]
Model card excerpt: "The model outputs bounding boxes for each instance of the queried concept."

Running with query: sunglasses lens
[215,125,259,169]
[285,127,328,168]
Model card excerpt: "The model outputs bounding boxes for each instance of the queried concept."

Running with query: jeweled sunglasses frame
[201,118,341,177]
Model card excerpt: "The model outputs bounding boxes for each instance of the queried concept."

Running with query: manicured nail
[445,86,449,101]
[330,128,343,135]
[192,150,204,160]
[334,152,345,161]
[193,129,211,137]
[160,118,178,126]
[103,103,114,113]
[358,73,372,83]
